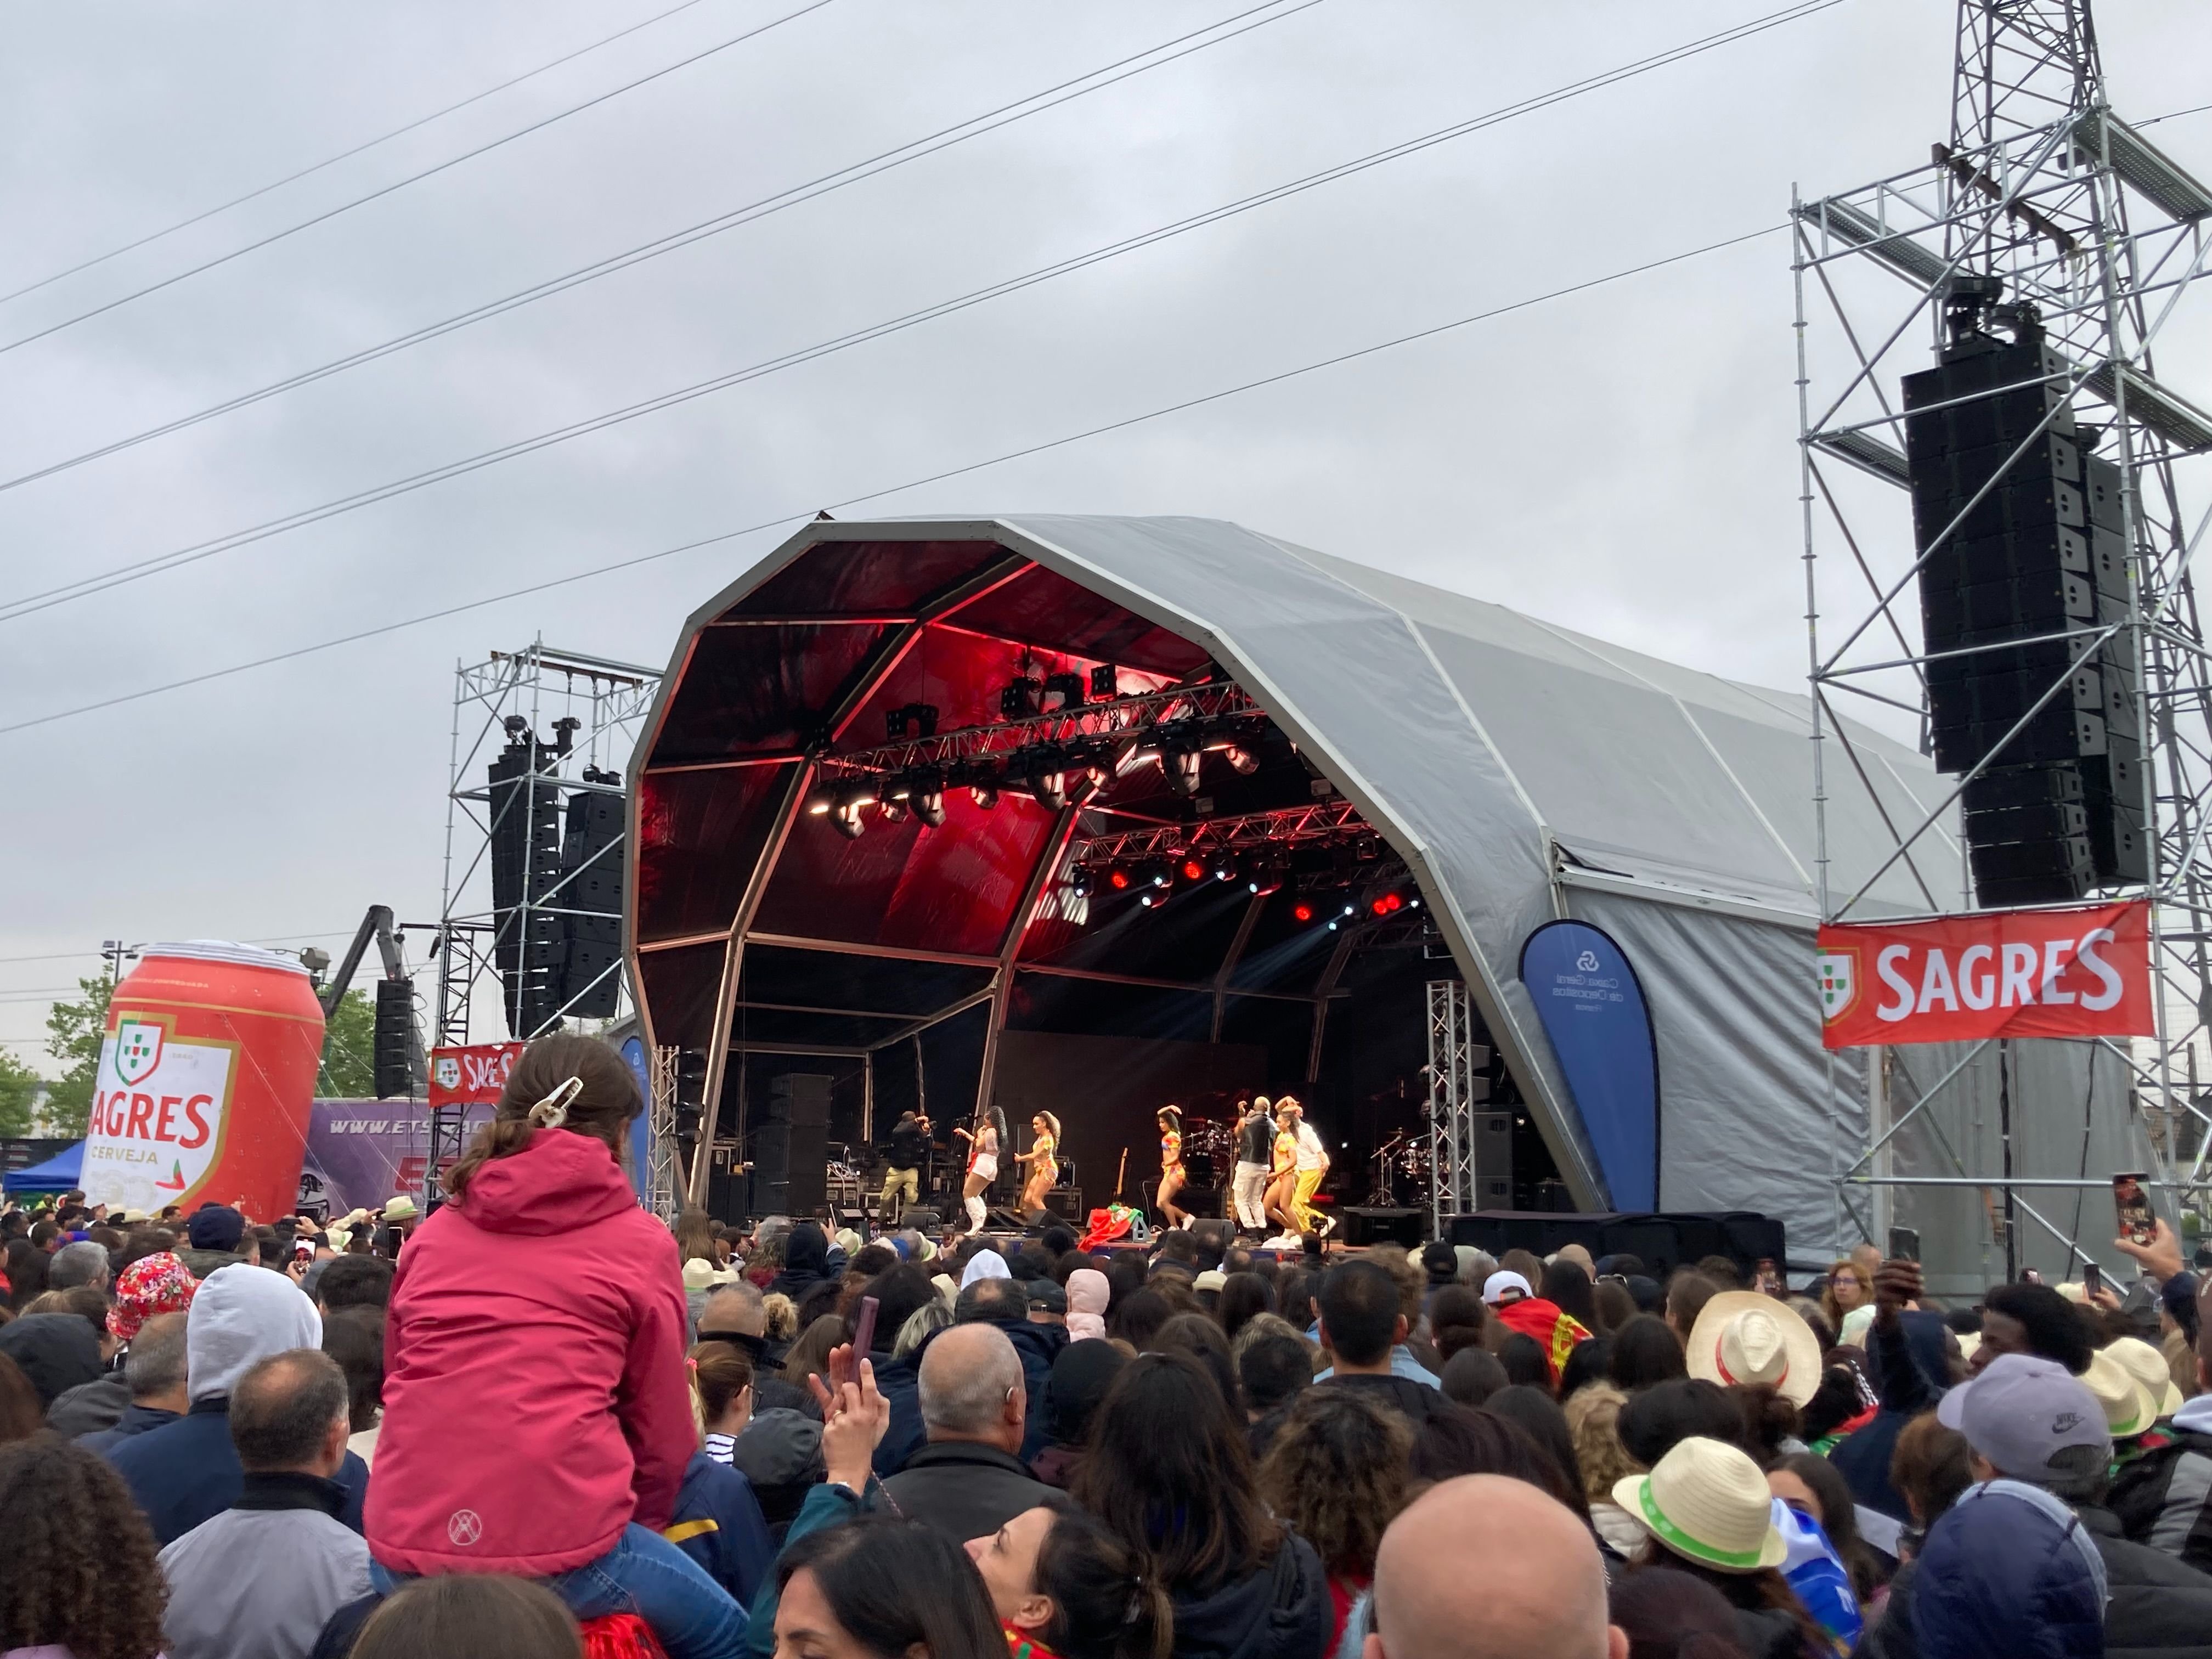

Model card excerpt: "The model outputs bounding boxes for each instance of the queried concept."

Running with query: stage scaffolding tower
[1427,979,1480,1234]
[419,641,661,1204]
[1797,1,2212,1252]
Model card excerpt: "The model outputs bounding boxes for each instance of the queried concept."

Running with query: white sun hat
[1613,1436,1788,1573]
[2083,1346,2159,1440]
[1686,1291,1825,1407]
[2105,1335,2185,1419]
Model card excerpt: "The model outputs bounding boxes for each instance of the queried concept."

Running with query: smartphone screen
[2083,1261,2103,1298]
[850,1295,880,1362]
[1754,1257,1782,1296]
[2115,1173,2157,1246]
[1888,1225,1921,1263]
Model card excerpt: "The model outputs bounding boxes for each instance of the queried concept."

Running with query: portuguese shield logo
[1818,950,1859,1022]
[115,1019,163,1085]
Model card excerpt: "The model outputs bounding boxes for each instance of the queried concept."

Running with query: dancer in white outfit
[952,1108,1000,1234]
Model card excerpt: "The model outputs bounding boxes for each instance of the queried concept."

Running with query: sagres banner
[1819,899,2153,1047]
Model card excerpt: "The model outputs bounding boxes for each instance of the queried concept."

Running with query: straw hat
[2084,1346,2160,1438]
[681,1257,738,1292]
[1613,1436,1788,1573]
[1686,1291,1824,1407]
[2106,1335,2185,1418]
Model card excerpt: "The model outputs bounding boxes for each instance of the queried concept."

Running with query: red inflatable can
[81,941,326,1222]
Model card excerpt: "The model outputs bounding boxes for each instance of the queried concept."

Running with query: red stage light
[1108,868,1131,890]
[1293,902,1314,923]
[1384,893,1403,911]
[1180,859,1204,882]
[1371,897,1390,915]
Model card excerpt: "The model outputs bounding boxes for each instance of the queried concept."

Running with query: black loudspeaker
[487,735,565,1037]
[372,978,415,1099]
[556,787,624,1018]
[769,1074,831,1127]
[899,1207,943,1233]
[1338,1207,1425,1248]
[1472,1111,1514,1210]
[1904,320,2142,905]
[751,1119,826,1217]
[1041,1189,1084,1220]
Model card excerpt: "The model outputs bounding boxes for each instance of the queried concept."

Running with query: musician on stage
[951,1105,1000,1235]
[1012,1111,1061,1214]
[1263,1102,1301,1236]
[878,1109,932,1224]
[1154,1104,1190,1230]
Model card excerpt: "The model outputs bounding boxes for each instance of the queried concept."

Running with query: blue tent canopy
[3,1140,82,1194]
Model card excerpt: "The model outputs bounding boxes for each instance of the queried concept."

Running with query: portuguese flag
[1492,1295,1592,1382]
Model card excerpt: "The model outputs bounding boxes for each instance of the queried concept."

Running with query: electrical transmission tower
[1796,1,2212,1271]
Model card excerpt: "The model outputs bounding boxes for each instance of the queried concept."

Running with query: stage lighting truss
[1066,799,1372,867]
[809,681,1268,830]
[1794,1,2212,1239]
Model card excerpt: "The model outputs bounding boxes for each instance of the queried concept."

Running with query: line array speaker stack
[488,736,565,1037]
[559,781,625,1019]
[1904,287,2145,905]
[1472,1109,1515,1210]
[750,1073,830,1218]
[372,978,415,1100]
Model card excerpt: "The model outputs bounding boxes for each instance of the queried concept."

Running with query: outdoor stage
[622,514,1956,1257]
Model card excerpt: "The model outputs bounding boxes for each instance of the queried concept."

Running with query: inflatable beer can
[81,941,325,1220]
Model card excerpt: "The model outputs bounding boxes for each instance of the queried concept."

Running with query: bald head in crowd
[1365,1476,1626,1659]
[917,1321,1026,1454]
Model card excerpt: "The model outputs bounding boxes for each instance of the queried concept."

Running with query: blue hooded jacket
[1912,1480,2106,1659]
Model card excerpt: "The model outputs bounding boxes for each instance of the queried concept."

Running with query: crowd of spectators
[5,1032,2212,1659]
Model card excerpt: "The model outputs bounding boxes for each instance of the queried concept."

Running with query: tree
[0,1048,41,1139]
[42,973,112,1138]
[317,989,379,1098]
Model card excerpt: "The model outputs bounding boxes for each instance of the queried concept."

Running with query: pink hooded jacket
[1065,1267,1109,1342]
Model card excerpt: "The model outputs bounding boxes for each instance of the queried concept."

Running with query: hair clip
[528,1076,584,1128]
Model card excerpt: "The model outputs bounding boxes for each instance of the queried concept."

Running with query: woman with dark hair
[1216,1273,1274,1343]
[1542,1261,1600,1334]
[3,1238,47,1310]
[322,1306,387,1465]
[1257,1387,1411,1651]
[1427,1285,1486,1363]
[365,1032,743,1657]
[777,1514,1003,1659]
[1609,1314,1691,1392]
[1498,1333,1552,1391]
[952,1105,1003,1238]
[1485,1385,1589,1521]
[1618,1378,1751,1469]
[1408,1402,1578,1510]
[1143,1313,1240,1414]
[1109,1288,1173,1350]
[1439,1348,1509,1409]
[0,1435,168,1659]
[781,1315,852,1390]
[1768,1452,1879,1604]
[675,1206,719,1269]
[1074,1353,1330,1659]
[1594,1278,1640,1336]
[968,1505,1173,1659]
[1013,1113,1063,1217]
[0,1352,42,1442]
[1558,1336,1613,1402]
[1608,1566,1754,1659]
[351,1576,583,1659]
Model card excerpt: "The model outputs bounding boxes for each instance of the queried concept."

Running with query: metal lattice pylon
[1796,0,2212,1246]
[1428,979,1479,1232]
[645,1045,682,1223]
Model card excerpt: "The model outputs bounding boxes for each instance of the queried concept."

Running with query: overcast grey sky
[1,0,2204,1062]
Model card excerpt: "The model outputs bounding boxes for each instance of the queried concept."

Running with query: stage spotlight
[1370,891,1405,916]
[1030,752,1069,810]
[1139,887,1171,909]
[1041,671,1087,712]
[831,783,873,839]
[1089,664,1118,699]
[1169,749,1204,797]
[972,782,999,810]
[1219,742,1258,775]
[1107,865,1133,891]
[1068,867,1094,898]
[804,786,836,816]
[881,800,910,825]
[1291,900,1315,923]
[1247,858,1284,897]
[1180,857,1206,884]
[1001,676,1042,719]
[1149,863,1172,889]
[913,770,947,828]
[886,703,939,741]
[1212,853,1239,883]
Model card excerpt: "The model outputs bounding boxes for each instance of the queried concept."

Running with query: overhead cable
[0,222,1784,738]
[0,0,1840,622]
[0,0,721,307]
[0,0,838,360]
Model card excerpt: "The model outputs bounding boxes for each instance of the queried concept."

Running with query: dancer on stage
[951,1105,1000,1235]
[1012,1111,1060,1214]
[1263,1102,1301,1237]
[1283,1097,1334,1239]
[1154,1105,1189,1230]
[1232,1096,1274,1236]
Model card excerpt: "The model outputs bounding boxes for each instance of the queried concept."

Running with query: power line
[0,0,1841,623]
[0,0,838,360]
[0,0,1321,499]
[0,221,1783,739]
[0,0,722,308]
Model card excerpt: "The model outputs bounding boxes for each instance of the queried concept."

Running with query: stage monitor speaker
[1472,1111,1514,1209]
[769,1074,831,1127]
[1338,1207,1425,1248]
[896,1207,942,1233]
[1041,1189,1084,1221]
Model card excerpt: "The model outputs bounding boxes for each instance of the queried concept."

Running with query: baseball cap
[1482,1269,1532,1306]
[185,1204,246,1254]
[1421,1241,1458,1278]
[1937,1353,2111,1483]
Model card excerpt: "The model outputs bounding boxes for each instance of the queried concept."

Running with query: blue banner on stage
[1519,919,1660,1211]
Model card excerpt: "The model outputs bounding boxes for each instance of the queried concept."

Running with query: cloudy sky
[1,0,2204,1062]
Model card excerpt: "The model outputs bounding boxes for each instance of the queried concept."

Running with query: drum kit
[1365,1130,1435,1207]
